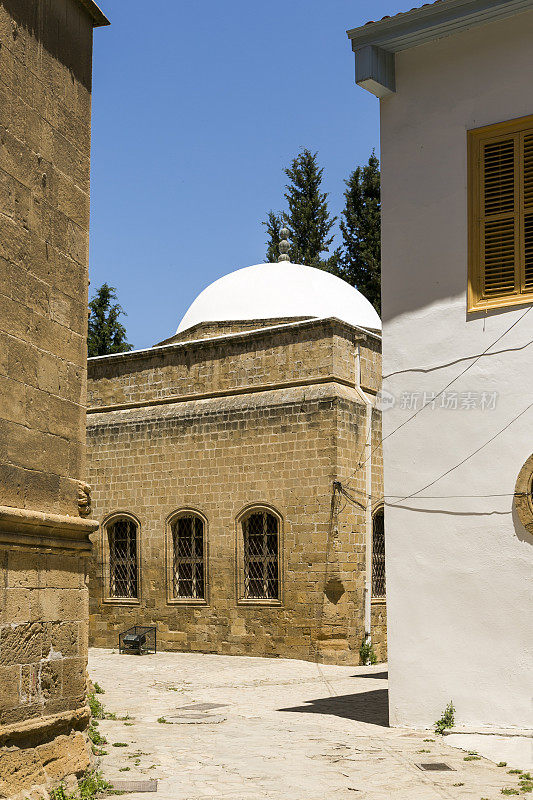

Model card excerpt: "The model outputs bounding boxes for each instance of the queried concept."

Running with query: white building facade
[348,0,533,731]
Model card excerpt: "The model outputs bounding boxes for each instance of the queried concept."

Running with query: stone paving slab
[88,649,526,800]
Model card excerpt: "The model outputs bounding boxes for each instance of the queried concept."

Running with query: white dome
[177,262,381,334]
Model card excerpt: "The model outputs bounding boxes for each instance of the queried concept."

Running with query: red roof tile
[364,0,446,27]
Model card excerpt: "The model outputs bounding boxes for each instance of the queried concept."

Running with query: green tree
[87,283,133,357]
[263,210,283,263]
[339,152,381,313]
[263,149,340,270]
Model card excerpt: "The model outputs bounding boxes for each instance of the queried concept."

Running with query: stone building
[0,0,108,797]
[86,256,386,665]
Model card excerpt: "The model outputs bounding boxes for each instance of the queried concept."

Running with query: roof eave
[346,0,533,53]
[76,0,110,27]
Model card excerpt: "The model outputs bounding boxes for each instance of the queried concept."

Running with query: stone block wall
[87,318,367,410]
[0,1,106,796]
[335,393,386,661]
[0,547,91,798]
[0,0,95,516]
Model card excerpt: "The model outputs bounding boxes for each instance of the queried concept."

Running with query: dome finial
[278,222,290,263]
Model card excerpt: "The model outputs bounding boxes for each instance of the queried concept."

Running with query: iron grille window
[172,515,205,599]
[108,517,138,599]
[372,508,386,599]
[243,511,279,600]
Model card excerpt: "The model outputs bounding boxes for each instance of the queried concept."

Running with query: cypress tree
[263,211,283,263]
[87,283,133,357]
[339,152,381,313]
[263,149,340,270]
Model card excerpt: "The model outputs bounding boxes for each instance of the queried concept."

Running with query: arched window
[171,513,205,599]
[372,507,386,599]
[108,516,139,599]
[242,510,279,600]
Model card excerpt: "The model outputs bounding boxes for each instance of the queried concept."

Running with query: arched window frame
[102,512,141,605]
[165,509,209,605]
[235,504,283,607]
[514,453,533,535]
[371,505,386,602]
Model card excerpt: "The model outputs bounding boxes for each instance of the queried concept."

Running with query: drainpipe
[354,343,374,647]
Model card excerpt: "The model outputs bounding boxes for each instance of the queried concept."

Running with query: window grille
[172,515,205,599]
[109,517,138,598]
[372,508,386,599]
[242,511,279,600]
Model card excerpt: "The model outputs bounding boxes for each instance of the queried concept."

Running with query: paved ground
[88,648,527,800]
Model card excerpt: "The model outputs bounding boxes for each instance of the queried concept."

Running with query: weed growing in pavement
[112,742,128,747]
[464,755,481,761]
[499,763,509,767]
[93,682,105,694]
[359,638,377,665]
[509,770,523,774]
[119,768,130,772]
[88,691,105,720]
[124,722,134,726]
[49,770,116,799]
[88,725,107,747]
[434,701,455,734]
[452,783,464,787]
[501,790,520,796]
[157,716,172,724]
[423,738,435,742]
[417,749,430,753]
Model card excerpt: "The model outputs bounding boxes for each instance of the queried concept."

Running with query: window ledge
[237,598,283,607]
[103,597,141,606]
[166,598,208,606]
[468,293,533,314]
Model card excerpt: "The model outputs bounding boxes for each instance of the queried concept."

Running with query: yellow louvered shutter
[522,133,533,291]
[481,138,517,297]
[468,115,533,312]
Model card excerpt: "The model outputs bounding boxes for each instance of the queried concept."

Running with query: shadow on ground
[278,689,389,727]
[351,671,388,680]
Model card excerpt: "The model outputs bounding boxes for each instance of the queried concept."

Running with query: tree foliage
[264,149,340,271]
[264,210,283,264]
[338,152,381,313]
[87,283,132,358]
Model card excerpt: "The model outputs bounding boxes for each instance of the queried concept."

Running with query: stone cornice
[87,317,380,373]
[0,507,98,554]
[87,375,361,415]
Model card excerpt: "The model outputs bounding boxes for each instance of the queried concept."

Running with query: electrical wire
[394,399,533,503]
[347,305,532,484]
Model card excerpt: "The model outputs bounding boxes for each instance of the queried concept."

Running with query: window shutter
[481,138,517,297]
[522,133,533,291]
[469,115,533,312]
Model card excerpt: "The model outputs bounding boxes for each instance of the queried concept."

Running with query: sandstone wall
[87,319,380,409]
[87,328,385,666]
[0,0,105,796]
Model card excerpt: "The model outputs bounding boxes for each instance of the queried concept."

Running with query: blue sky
[89,0,403,349]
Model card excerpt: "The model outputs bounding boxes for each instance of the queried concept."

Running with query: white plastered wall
[380,10,533,729]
